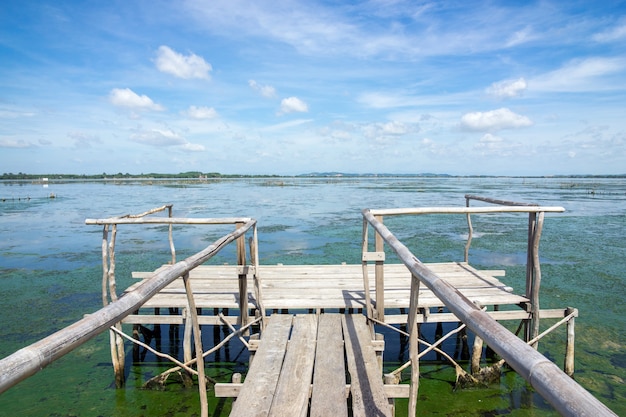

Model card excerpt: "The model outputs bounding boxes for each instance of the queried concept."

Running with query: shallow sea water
[0,177,624,416]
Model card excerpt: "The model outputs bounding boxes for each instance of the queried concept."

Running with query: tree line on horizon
[1,171,624,180]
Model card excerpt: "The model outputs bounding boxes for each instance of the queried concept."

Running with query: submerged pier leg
[110,324,125,387]
[471,334,484,375]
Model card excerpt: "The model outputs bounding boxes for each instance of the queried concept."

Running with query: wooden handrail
[0,219,256,396]
[368,206,564,216]
[361,209,616,417]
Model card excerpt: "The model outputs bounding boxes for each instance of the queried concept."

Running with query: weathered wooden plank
[229,314,293,417]
[126,262,528,317]
[269,315,318,417]
[342,314,392,417]
[310,314,348,417]
[215,382,411,399]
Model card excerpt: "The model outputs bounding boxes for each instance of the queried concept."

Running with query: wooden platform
[123,262,535,325]
[215,313,406,417]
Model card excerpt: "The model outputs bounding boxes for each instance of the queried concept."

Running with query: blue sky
[1,0,625,176]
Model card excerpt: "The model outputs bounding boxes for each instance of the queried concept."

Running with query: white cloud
[461,108,532,131]
[155,45,212,80]
[530,57,626,92]
[486,78,527,98]
[249,80,277,98]
[109,88,164,111]
[184,105,218,120]
[279,97,309,114]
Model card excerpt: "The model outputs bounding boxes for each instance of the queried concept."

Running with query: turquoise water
[0,177,624,416]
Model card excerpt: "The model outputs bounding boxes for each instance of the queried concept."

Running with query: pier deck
[215,313,404,417]
[123,262,536,326]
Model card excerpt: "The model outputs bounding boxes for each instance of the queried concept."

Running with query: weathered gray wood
[229,314,293,417]
[0,219,256,395]
[565,307,576,376]
[85,216,253,225]
[311,314,348,417]
[368,206,565,216]
[127,262,526,314]
[269,315,318,417]
[215,382,411,399]
[362,208,617,417]
[342,314,392,417]
[182,272,208,417]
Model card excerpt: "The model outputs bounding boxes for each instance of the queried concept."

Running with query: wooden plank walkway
[124,262,530,325]
[215,313,399,417]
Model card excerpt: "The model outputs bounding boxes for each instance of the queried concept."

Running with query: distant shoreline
[2,172,625,181]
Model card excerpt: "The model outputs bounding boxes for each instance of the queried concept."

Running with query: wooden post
[361,219,375,323]
[385,373,400,416]
[250,224,265,329]
[530,212,544,348]
[565,307,576,377]
[101,225,109,306]
[236,222,248,328]
[167,205,175,264]
[471,334,484,374]
[183,307,193,365]
[182,272,208,417]
[375,215,385,321]
[407,274,420,417]
[471,302,484,374]
[376,333,384,373]
[525,212,536,343]
[464,197,473,263]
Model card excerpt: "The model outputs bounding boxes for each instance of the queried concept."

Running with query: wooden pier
[0,197,619,417]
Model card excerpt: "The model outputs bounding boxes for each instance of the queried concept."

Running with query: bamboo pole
[362,209,616,417]
[0,219,256,395]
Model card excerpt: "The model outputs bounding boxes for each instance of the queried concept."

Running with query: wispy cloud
[592,20,626,43]
[0,138,37,148]
[530,57,626,92]
[249,80,277,98]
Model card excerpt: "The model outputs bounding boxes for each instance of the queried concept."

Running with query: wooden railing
[362,206,617,417]
[84,208,263,392]
[464,194,546,345]
[0,212,259,417]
